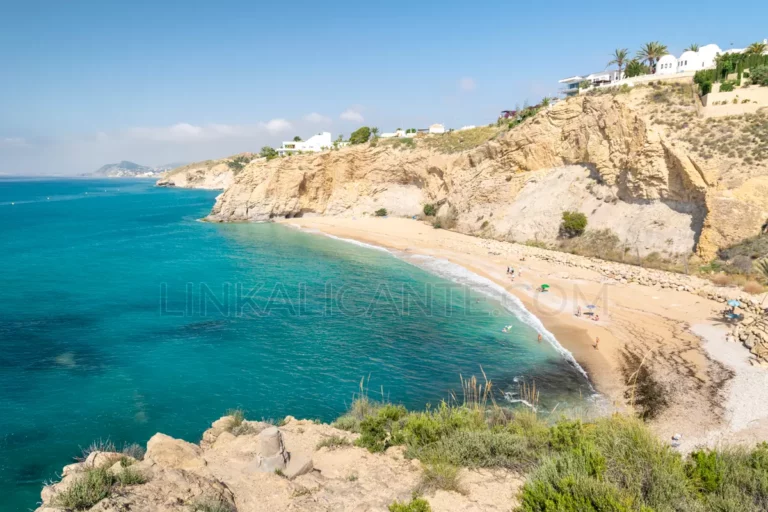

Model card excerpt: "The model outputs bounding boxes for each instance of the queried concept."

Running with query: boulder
[146,433,206,471]
[284,453,314,480]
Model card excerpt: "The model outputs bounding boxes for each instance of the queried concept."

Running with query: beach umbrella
[727,299,741,308]
[540,284,550,290]
[586,304,596,309]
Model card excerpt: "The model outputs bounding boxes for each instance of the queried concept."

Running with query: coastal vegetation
[636,41,669,71]
[225,154,252,173]
[53,466,147,510]
[375,208,388,217]
[333,378,768,511]
[558,211,587,238]
[350,126,372,145]
[260,146,279,160]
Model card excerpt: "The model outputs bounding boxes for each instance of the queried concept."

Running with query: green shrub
[423,203,437,216]
[418,461,463,494]
[519,455,635,512]
[389,497,432,512]
[349,126,372,145]
[260,146,278,160]
[559,211,587,238]
[719,81,736,92]
[751,66,768,86]
[226,155,252,173]
[115,467,147,485]
[53,467,116,510]
[374,208,388,217]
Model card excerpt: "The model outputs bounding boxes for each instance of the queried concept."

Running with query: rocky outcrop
[159,95,767,259]
[157,154,258,190]
[36,416,521,512]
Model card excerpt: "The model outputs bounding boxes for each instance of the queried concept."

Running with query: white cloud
[260,118,293,133]
[339,108,364,123]
[304,112,331,124]
[458,77,476,92]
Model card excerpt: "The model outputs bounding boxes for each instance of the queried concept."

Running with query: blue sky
[1,0,766,175]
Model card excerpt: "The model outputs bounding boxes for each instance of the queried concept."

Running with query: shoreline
[282,216,767,448]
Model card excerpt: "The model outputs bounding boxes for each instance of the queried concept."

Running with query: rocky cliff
[161,93,768,259]
[157,153,258,190]
[36,415,519,512]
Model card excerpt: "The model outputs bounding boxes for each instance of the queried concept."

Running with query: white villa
[380,129,407,139]
[559,69,623,95]
[276,132,333,155]
[380,124,447,138]
[558,40,766,93]
[429,123,446,134]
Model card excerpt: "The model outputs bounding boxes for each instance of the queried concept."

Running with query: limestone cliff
[161,94,768,259]
[36,416,519,512]
[157,153,258,190]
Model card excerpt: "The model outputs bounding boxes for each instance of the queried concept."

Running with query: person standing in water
[537,333,542,343]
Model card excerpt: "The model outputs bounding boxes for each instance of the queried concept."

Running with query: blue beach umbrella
[727,300,741,308]
[586,304,597,309]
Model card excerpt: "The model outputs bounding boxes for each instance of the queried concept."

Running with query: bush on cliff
[349,126,372,145]
[559,211,587,238]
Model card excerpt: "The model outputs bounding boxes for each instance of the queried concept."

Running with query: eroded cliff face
[162,96,767,259]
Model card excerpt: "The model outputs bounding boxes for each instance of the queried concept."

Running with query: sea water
[0,178,592,510]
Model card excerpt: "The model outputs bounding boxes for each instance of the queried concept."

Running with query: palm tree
[746,42,767,55]
[608,48,629,78]
[637,42,669,73]
[684,43,700,52]
[624,59,649,78]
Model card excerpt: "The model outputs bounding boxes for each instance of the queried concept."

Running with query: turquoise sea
[0,178,591,510]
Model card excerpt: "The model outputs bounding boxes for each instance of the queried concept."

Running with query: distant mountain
[90,161,181,178]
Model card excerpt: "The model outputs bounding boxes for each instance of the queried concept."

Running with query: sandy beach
[283,216,768,449]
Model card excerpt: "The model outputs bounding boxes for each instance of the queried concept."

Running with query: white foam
[396,253,591,383]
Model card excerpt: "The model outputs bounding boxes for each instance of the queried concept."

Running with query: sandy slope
[283,216,767,448]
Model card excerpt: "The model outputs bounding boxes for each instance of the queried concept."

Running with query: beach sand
[283,216,767,448]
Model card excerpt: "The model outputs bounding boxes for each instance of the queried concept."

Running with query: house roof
[558,76,583,83]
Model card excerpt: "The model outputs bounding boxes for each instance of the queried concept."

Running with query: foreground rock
[37,416,522,512]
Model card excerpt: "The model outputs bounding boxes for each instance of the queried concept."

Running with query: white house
[429,123,446,134]
[276,132,333,155]
[676,50,703,72]
[380,129,407,139]
[697,44,723,68]
[558,69,622,95]
[656,54,678,75]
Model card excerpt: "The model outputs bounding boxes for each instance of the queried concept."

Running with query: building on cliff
[277,132,333,155]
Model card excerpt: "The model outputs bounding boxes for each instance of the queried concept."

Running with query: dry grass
[743,280,765,294]
[420,126,502,153]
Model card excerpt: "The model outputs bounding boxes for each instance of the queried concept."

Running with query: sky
[1,0,767,175]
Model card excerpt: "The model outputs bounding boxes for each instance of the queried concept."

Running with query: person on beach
[594,336,599,349]
[537,333,542,343]
[576,306,582,317]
